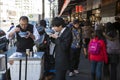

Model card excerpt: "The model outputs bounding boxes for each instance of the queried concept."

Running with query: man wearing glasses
[6,16,39,52]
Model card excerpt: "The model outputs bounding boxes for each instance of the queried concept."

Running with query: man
[8,23,15,32]
[50,17,72,80]
[69,19,82,76]
[7,23,15,47]
[6,16,39,52]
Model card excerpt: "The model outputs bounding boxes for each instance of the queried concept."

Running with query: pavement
[0,46,120,80]
[67,49,91,80]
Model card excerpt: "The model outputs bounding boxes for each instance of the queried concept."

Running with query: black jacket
[16,24,34,52]
[53,27,72,70]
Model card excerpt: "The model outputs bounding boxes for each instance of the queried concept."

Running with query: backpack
[88,40,101,55]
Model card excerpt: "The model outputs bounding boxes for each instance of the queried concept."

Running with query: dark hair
[73,19,79,24]
[106,22,117,38]
[95,30,105,40]
[19,16,29,22]
[105,22,113,33]
[11,23,14,25]
[40,20,46,28]
[51,17,66,27]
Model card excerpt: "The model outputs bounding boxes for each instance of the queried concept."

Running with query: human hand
[49,34,58,39]
[14,27,20,33]
[25,31,31,38]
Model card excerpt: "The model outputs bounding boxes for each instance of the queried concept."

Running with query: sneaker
[68,72,74,77]
[74,70,79,74]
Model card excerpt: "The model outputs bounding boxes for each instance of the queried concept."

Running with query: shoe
[68,72,74,77]
[74,70,79,74]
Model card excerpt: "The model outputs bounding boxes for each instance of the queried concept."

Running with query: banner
[58,0,70,17]
[76,5,79,13]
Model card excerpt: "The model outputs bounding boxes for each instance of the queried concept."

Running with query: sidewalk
[67,50,120,80]
[67,50,91,80]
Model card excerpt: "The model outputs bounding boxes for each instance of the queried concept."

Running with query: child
[88,30,108,80]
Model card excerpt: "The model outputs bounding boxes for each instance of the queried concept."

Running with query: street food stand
[9,52,44,80]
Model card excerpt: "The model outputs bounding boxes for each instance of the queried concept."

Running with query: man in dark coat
[50,17,72,80]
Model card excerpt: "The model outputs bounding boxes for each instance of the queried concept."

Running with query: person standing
[82,20,93,58]
[8,23,15,32]
[103,22,120,80]
[113,16,120,42]
[88,30,108,80]
[50,17,72,80]
[7,23,15,47]
[68,19,82,76]
[6,16,39,52]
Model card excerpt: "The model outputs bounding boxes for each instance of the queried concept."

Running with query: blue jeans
[91,61,103,80]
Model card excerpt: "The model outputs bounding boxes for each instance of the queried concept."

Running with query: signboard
[28,14,41,22]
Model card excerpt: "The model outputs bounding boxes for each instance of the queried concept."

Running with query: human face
[19,19,28,30]
[73,23,79,28]
[53,25,62,32]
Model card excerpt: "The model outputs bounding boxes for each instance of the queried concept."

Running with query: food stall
[9,52,44,80]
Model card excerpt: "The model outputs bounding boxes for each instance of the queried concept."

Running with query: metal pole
[25,54,28,80]
[50,2,51,21]
[19,59,22,80]
[5,53,8,80]
[42,0,45,19]
[0,1,1,27]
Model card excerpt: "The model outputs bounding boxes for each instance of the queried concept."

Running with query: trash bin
[9,52,44,80]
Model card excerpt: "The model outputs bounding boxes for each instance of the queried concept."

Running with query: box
[9,52,44,80]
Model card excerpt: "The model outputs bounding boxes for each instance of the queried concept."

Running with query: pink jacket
[88,37,108,63]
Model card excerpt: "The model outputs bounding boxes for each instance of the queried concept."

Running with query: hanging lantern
[76,5,79,13]
[79,5,83,12]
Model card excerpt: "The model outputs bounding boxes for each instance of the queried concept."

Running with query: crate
[9,52,44,80]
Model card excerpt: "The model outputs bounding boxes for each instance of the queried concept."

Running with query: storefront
[87,0,101,26]
[101,0,116,23]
